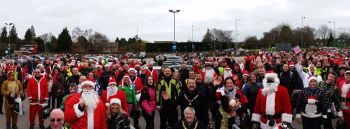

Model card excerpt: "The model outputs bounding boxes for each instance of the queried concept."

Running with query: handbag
[42,104,50,119]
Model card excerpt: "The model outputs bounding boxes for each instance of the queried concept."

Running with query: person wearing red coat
[252,71,293,129]
[101,77,128,113]
[215,77,248,129]
[64,80,107,129]
[145,62,158,84]
[339,70,350,127]
[27,69,49,129]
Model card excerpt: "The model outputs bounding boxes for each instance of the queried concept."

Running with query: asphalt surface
[0,98,341,129]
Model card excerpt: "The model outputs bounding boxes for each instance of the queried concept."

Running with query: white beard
[224,71,232,79]
[82,90,98,111]
[262,82,278,96]
[107,87,118,99]
[342,83,350,97]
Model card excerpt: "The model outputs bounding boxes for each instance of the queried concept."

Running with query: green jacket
[118,84,137,105]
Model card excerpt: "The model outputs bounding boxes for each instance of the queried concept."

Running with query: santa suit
[26,75,49,126]
[64,93,107,129]
[145,68,158,84]
[251,73,292,129]
[203,68,216,84]
[339,81,350,126]
[100,89,128,113]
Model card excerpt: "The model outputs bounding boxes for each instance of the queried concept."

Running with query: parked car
[163,56,183,66]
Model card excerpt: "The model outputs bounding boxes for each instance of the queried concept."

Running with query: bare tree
[317,25,331,40]
[38,33,53,43]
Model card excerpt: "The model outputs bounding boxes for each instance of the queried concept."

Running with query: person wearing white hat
[295,76,327,129]
[106,98,130,129]
[64,80,106,129]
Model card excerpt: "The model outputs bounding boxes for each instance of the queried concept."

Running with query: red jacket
[100,90,128,113]
[64,93,107,129]
[27,76,49,105]
[118,76,143,92]
[252,86,293,126]
[145,68,158,84]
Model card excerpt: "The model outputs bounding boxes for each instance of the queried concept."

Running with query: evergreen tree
[24,28,34,43]
[30,25,36,38]
[57,27,72,52]
[0,27,7,42]
[9,25,18,43]
[34,37,45,52]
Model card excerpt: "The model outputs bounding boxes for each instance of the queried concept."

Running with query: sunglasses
[50,118,63,122]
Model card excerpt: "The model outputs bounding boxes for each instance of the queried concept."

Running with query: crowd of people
[0,49,349,129]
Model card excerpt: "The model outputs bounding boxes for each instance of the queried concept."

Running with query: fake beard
[82,89,98,111]
[107,86,117,98]
[224,71,232,79]
[262,82,278,96]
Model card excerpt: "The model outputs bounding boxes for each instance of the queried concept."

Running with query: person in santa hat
[240,70,249,85]
[295,76,328,129]
[127,68,143,93]
[223,66,233,80]
[203,61,216,85]
[101,77,128,113]
[64,80,107,129]
[106,98,130,129]
[251,70,293,129]
[145,62,159,84]
[216,77,248,129]
[118,74,139,129]
[338,70,350,128]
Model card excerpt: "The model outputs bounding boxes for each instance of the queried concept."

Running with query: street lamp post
[169,9,180,53]
[5,23,13,58]
[301,17,305,48]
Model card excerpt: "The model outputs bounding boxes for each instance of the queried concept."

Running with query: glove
[10,93,16,97]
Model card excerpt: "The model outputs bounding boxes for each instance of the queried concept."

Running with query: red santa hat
[80,79,96,89]
[128,68,136,72]
[345,70,350,74]
[242,70,249,76]
[288,61,295,67]
[225,66,231,71]
[105,98,121,107]
[264,70,278,81]
[308,76,318,84]
[307,96,317,104]
[108,77,117,85]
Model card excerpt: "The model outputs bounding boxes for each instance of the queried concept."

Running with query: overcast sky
[1,0,349,42]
